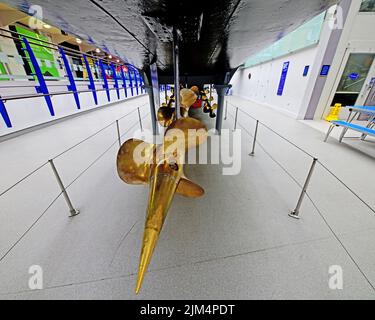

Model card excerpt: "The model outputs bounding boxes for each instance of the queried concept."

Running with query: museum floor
[0,95,374,299]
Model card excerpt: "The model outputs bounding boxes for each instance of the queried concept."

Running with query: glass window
[337,53,375,93]
[360,0,375,12]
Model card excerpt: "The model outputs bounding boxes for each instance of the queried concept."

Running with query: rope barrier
[0,104,148,199]
[0,110,150,263]
[0,161,49,197]
[229,108,375,292]
[0,191,63,263]
[227,102,375,218]
[65,113,149,190]
[227,101,315,159]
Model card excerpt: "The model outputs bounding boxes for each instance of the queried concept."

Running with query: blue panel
[128,70,134,96]
[320,65,330,76]
[303,65,310,77]
[120,66,127,98]
[139,75,144,93]
[22,38,55,116]
[59,48,80,109]
[277,62,290,96]
[99,59,110,102]
[332,120,375,136]
[111,63,120,99]
[0,99,12,128]
[349,73,359,80]
[133,70,139,95]
[82,54,98,105]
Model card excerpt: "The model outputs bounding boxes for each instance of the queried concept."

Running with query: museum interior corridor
[1,93,375,299]
[0,0,375,301]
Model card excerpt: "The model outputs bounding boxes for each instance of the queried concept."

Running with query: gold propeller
[157,89,198,127]
[116,117,207,294]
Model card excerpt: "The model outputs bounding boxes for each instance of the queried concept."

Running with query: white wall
[230,45,319,118]
[313,0,375,119]
[0,80,145,137]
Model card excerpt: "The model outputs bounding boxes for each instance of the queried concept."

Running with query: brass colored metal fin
[157,106,176,127]
[117,139,155,185]
[135,228,159,294]
[166,117,208,150]
[176,178,205,198]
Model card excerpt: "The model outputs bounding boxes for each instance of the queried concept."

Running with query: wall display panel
[244,12,326,69]
[14,25,60,79]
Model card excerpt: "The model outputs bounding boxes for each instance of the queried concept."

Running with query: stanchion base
[69,209,80,217]
[289,211,300,219]
[249,152,255,157]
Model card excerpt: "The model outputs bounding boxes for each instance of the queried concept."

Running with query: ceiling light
[116,59,120,63]
[95,48,101,53]
[76,38,82,44]
[43,24,51,29]
[108,55,112,59]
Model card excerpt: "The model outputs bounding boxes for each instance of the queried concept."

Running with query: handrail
[0,85,145,102]
[0,27,125,67]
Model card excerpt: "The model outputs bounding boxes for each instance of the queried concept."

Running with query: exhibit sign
[277,61,290,96]
[348,73,359,80]
[320,65,331,76]
[15,25,60,79]
[303,65,310,77]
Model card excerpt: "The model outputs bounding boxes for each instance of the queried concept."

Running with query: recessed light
[116,59,120,63]
[43,24,51,29]
[108,55,112,59]
[95,48,101,53]
[76,38,82,44]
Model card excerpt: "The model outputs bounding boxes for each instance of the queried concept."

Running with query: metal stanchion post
[224,101,228,120]
[234,107,239,131]
[116,120,121,148]
[249,120,259,156]
[289,158,318,219]
[48,159,79,217]
[137,107,143,132]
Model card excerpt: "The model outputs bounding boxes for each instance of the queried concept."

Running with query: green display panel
[15,25,60,78]
[244,12,326,69]
[0,61,8,81]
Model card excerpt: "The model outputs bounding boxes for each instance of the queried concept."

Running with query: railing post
[233,107,239,131]
[289,158,318,219]
[48,159,79,217]
[224,101,228,120]
[137,107,143,132]
[249,120,259,156]
[116,120,121,148]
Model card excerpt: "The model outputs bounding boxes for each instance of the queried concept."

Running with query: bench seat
[324,120,375,143]
[331,121,375,137]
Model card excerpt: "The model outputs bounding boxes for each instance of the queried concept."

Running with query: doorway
[330,53,375,107]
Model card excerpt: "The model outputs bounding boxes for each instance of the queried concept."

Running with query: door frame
[354,55,375,105]
[323,47,375,116]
